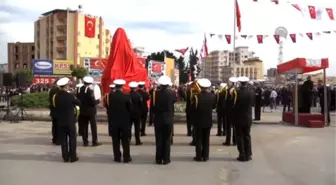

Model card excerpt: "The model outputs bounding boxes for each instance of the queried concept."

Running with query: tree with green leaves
[70,65,88,80]
[146,50,189,84]
[15,68,33,84]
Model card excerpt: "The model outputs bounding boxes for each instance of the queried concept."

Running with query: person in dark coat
[148,83,158,126]
[215,83,226,136]
[52,77,81,162]
[77,76,101,147]
[152,76,176,165]
[234,76,254,162]
[75,83,83,136]
[281,85,292,112]
[301,76,314,113]
[137,81,150,136]
[106,79,133,163]
[223,77,238,146]
[254,83,262,120]
[128,81,143,145]
[168,82,177,144]
[49,83,60,145]
[185,82,193,137]
[192,78,216,162]
[317,80,331,124]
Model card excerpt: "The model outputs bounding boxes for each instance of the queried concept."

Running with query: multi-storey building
[7,42,35,73]
[267,68,278,78]
[34,9,111,66]
[202,46,263,83]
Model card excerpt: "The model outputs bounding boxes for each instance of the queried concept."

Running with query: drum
[93,84,102,100]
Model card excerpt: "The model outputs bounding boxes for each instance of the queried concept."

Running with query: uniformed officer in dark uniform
[137,81,150,136]
[148,83,158,126]
[49,81,60,145]
[317,80,331,124]
[223,77,238,146]
[168,82,177,144]
[78,76,101,147]
[234,76,253,162]
[128,81,143,145]
[152,76,176,165]
[106,79,133,163]
[52,77,81,162]
[185,82,193,136]
[215,83,227,136]
[192,78,216,162]
[254,82,262,120]
[75,83,83,136]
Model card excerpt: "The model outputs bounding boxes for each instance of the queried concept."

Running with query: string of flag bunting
[209,30,336,44]
[247,0,335,21]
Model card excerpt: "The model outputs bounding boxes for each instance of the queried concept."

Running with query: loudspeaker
[16,73,27,87]
[3,73,13,86]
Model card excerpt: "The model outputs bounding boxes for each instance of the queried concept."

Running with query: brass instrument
[190,80,201,95]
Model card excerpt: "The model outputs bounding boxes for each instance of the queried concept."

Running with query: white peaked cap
[248,81,254,85]
[229,77,238,83]
[113,79,126,85]
[220,83,227,87]
[76,83,84,88]
[238,76,250,82]
[57,77,70,86]
[109,84,115,88]
[83,76,94,84]
[158,76,171,85]
[129,81,138,88]
[198,78,211,88]
[138,81,146,85]
[169,82,173,86]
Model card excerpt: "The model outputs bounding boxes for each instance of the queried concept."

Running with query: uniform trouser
[59,124,77,161]
[217,111,226,135]
[254,104,261,120]
[154,124,172,162]
[235,124,252,158]
[51,116,60,144]
[195,127,211,160]
[80,115,98,144]
[225,113,236,144]
[321,105,331,124]
[111,126,131,160]
[130,118,141,143]
[140,111,148,134]
[283,102,291,112]
[77,115,83,136]
[149,106,154,125]
[186,111,192,135]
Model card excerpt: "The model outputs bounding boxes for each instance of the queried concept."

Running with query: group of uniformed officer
[49,74,253,163]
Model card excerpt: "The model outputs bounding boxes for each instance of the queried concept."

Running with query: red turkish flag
[306,33,313,40]
[326,8,335,20]
[235,0,241,32]
[289,34,296,43]
[292,4,301,11]
[256,35,263,44]
[151,62,162,73]
[175,47,189,55]
[308,6,317,19]
[84,16,96,38]
[225,35,231,44]
[273,35,280,44]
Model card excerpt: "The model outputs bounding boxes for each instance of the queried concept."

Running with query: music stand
[13,93,30,122]
[2,93,15,121]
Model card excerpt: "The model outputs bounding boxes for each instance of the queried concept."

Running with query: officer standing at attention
[168,82,177,144]
[75,83,83,136]
[49,81,60,145]
[137,81,150,136]
[106,79,133,163]
[192,78,216,162]
[152,76,175,165]
[216,83,227,136]
[185,82,193,137]
[103,84,115,109]
[234,76,253,162]
[223,77,238,146]
[254,82,262,121]
[128,81,143,145]
[78,76,101,147]
[52,77,81,162]
[148,83,157,126]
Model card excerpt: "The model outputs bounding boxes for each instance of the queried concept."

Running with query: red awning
[277,58,329,74]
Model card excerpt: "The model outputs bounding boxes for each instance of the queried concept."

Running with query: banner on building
[148,60,166,81]
[32,59,53,75]
[90,58,107,70]
[33,76,57,84]
[53,60,72,75]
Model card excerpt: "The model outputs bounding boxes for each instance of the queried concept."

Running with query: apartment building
[34,9,111,66]
[202,46,263,83]
[7,42,35,73]
[267,68,278,78]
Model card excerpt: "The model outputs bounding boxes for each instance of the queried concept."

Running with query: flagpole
[232,0,237,77]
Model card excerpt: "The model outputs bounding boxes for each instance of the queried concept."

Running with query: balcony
[56,45,65,52]
[56,24,66,30]
[56,36,66,41]
[56,12,67,22]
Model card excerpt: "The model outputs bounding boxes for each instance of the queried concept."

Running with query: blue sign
[33,59,53,75]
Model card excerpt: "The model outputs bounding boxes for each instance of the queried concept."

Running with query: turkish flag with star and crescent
[85,16,96,38]
[151,62,162,73]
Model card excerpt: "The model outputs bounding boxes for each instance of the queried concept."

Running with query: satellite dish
[274,26,288,38]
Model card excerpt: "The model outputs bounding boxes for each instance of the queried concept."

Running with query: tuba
[190,79,201,95]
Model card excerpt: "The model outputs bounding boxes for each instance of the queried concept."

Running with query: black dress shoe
[203,158,209,162]
[193,157,202,162]
[187,133,191,136]
[135,141,143,145]
[92,142,102,147]
[246,156,252,161]
[114,158,121,163]
[189,142,195,146]
[123,158,132,163]
[223,142,230,146]
[236,156,246,162]
[216,133,222,136]
[63,158,69,162]
[83,143,89,147]
[155,160,162,165]
[162,160,171,165]
[70,156,79,163]
[141,133,147,136]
